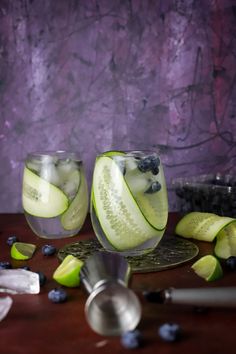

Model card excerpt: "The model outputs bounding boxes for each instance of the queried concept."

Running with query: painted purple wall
[0,0,236,212]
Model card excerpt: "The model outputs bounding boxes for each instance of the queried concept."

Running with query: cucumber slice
[214,222,236,259]
[128,165,168,230]
[92,156,162,251]
[175,212,235,242]
[61,172,88,231]
[22,167,68,218]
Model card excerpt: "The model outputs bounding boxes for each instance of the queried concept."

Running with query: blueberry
[121,330,143,349]
[36,271,47,286]
[138,157,153,173]
[158,323,182,342]
[48,288,68,303]
[138,156,160,174]
[7,235,18,246]
[0,261,12,270]
[145,181,161,194]
[225,256,236,270]
[41,245,56,256]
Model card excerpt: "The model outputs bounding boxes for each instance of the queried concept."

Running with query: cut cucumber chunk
[61,172,88,231]
[175,212,235,242]
[92,156,161,251]
[22,167,68,218]
[214,222,236,259]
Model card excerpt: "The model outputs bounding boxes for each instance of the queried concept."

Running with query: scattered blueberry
[41,245,56,256]
[121,329,143,349]
[7,235,18,246]
[145,181,161,194]
[158,323,182,342]
[0,261,12,270]
[48,288,68,303]
[36,271,47,286]
[225,256,236,271]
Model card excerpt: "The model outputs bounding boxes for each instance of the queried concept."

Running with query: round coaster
[57,235,199,273]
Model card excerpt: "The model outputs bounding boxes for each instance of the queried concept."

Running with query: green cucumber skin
[22,167,68,218]
[214,222,236,259]
[61,172,89,231]
[91,156,165,251]
[175,212,235,242]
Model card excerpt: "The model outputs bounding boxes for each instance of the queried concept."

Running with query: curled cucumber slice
[214,222,236,259]
[61,173,88,231]
[92,156,162,251]
[175,212,235,242]
[22,168,68,218]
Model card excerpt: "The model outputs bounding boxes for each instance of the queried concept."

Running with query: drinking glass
[90,150,168,256]
[22,151,89,239]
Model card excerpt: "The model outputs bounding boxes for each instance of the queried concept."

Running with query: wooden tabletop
[0,213,236,354]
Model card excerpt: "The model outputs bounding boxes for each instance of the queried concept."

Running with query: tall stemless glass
[22,151,89,239]
[90,150,168,256]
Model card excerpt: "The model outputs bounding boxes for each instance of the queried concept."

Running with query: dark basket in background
[172,173,236,218]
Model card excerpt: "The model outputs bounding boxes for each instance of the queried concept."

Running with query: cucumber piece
[22,167,68,218]
[92,156,162,251]
[175,212,235,242]
[61,172,88,231]
[128,165,168,230]
[214,222,236,259]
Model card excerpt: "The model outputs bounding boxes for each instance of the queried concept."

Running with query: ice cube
[0,296,13,322]
[40,163,60,186]
[0,269,40,295]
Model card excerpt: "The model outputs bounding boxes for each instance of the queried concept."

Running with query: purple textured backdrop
[0,0,236,212]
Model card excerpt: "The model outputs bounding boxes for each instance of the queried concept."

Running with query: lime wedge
[53,255,83,287]
[175,212,235,242]
[214,222,236,259]
[191,255,223,281]
[22,167,68,218]
[11,242,36,260]
[92,156,162,251]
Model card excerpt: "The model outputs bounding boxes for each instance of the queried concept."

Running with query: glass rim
[96,149,161,158]
[26,150,82,162]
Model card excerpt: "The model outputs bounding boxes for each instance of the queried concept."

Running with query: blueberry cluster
[138,155,160,175]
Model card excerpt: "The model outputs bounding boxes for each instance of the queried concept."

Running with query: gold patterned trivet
[57,235,199,273]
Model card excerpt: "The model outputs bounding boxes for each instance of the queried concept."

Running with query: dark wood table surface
[0,213,236,354]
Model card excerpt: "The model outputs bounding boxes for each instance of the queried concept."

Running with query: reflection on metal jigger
[80,251,142,336]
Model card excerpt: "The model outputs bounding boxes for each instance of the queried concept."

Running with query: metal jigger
[80,251,142,336]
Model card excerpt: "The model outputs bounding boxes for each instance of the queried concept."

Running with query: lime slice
[191,255,223,281]
[53,255,83,287]
[61,172,88,231]
[92,156,162,251]
[11,242,36,260]
[214,222,236,259]
[22,167,69,218]
[175,212,235,242]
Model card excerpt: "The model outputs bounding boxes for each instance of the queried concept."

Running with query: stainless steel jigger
[80,251,142,336]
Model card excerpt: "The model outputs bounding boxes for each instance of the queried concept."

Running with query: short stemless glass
[90,150,168,256]
[22,151,89,239]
